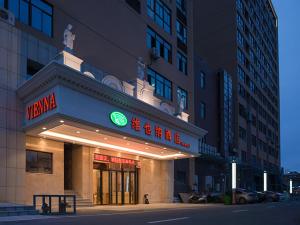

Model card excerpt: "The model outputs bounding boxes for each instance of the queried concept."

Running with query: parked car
[264,191,280,202]
[188,193,208,204]
[235,189,258,204]
[255,191,266,202]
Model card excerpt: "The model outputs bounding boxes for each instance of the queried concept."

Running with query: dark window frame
[26,149,53,174]
[199,101,206,119]
[3,0,53,37]
[147,0,171,34]
[147,68,172,101]
[146,27,172,63]
[176,51,187,75]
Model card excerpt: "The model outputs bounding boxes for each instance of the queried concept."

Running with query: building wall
[16,0,196,122]
[0,19,57,204]
[25,136,64,205]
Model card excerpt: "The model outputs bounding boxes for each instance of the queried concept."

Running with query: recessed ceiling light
[76,131,80,134]
[42,127,47,130]
[191,155,194,157]
[178,151,181,154]
[145,142,149,145]
[126,142,130,145]
[59,120,64,123]
[96,129,99,132]
[161,151,164,154]
[104,137,108,140]
[145,147,149,150]
[123,136,127,139]
[163,147,167,150]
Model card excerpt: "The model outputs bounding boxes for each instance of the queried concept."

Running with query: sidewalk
[77,203,219,214]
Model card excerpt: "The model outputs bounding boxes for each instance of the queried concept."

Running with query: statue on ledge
[137,57,146,80]
[63,24,75,53]
[176,89,185,116]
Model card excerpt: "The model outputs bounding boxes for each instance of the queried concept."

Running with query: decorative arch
[83,71,96,79]
[101,75,124,92]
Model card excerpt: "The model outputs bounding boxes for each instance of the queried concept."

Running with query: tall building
[0,0,207,205]
[193,0,280,191]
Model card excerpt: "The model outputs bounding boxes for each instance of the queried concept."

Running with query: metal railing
[199,142,221,157]
[33,194,76,215]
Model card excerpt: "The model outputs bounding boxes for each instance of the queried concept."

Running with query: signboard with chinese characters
[94,153,137,165]
[130,117,190,148]
[23,86,199,154]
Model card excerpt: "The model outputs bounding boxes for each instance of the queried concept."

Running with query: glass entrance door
[93,163,138,205]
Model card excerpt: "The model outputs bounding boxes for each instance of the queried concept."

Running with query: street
[1,201,300,225]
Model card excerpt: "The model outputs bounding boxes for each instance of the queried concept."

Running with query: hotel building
[0,0,208,205]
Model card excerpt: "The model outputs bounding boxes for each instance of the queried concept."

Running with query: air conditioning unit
[150,47,160,60]
[0,8,15,26]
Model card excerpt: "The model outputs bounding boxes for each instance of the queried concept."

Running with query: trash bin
[224,195,232,205]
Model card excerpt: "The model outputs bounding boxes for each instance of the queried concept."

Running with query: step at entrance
[64,190,93,207]
[0,204,39,217]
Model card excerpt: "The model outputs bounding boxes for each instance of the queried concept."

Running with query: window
[241,151,247,162]
[237,13,244,29]
[237,30,244,46]
[147,0,171,34]
[126,0,141,14]
[199,102,206,119]
[176,51,187,74]
[238,66,245,83]
[147,68,172,100]
[237,48,246,65]
[236,0,243,11]
[0,0,4,7]
[177,87,188,109]
[4,0,53,36]
[146,27,172,63]
[199,71,205,89]
[176,19,187,45]
[252,135,257,146]
[176,0,186,15]
[239,126,246,140]
[26,149,53,173]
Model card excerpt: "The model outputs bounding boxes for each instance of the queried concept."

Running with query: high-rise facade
[194,0,280,191]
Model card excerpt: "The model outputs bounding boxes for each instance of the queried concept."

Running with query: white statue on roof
[63,24,75,53]
[137,57,146,80]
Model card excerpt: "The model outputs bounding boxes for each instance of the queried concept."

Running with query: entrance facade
[93,162,138,205]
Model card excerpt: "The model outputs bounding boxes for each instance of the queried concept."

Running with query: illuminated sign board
[27,93,57,120]
[94,154,137,165]
[109,111,190,149]
[110,111,128,127]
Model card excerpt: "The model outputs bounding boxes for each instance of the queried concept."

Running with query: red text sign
[94,154,137,165]
[27,93,57,120]
[130,117,190,148]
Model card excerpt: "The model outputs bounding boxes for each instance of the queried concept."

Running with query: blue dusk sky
[272,0,300,172]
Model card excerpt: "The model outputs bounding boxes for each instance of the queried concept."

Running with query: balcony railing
[199,142,221,158]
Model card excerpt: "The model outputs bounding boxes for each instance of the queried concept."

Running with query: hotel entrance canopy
[17,57,207,160]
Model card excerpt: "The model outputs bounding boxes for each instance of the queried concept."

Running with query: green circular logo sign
[110,111,128,127]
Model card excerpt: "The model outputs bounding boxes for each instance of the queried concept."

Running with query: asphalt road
[1,201,300,225]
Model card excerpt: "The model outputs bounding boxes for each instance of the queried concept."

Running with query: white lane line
[147,217,190,224]
[232,209,249,213]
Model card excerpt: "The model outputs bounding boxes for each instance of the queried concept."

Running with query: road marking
[232,209,249,213]
[147,217,190,224]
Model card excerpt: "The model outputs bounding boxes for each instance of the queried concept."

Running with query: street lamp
[263,171,267,192]
[232,161,237,204]
[289,179,293,194]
